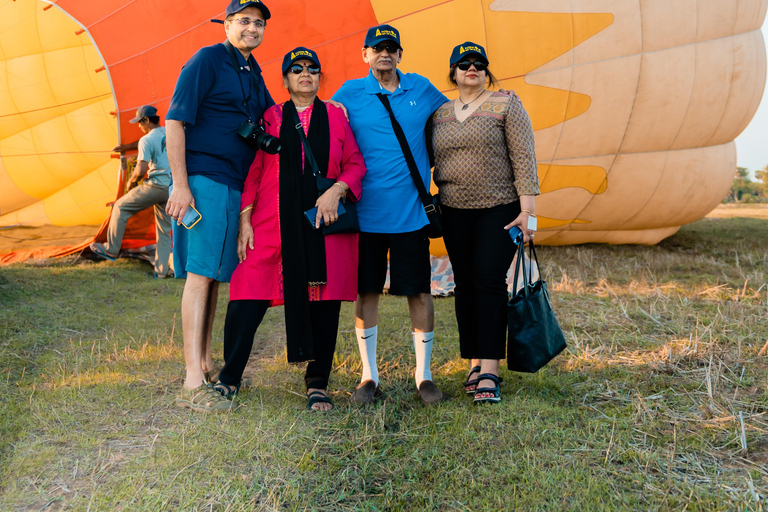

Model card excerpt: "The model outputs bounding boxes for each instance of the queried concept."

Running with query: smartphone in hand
[181,205,202,229]
[508,226,523,244]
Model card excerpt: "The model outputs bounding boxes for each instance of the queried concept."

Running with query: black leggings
[441,202,519,360]
[219,299,341,390]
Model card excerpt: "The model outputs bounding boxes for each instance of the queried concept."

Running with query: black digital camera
[237,120,281,155]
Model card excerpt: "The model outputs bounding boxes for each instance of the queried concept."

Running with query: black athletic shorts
[358,228,431,296]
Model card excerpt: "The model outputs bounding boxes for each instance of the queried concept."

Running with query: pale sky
[734,22,768,174]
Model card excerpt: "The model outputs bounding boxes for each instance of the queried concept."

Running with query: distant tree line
[724,166,768,203]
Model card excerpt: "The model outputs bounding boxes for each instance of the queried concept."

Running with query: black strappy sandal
[212,381,240,400]
[463,365,481,394]
[473,374,501,405]
[307,390,334,411]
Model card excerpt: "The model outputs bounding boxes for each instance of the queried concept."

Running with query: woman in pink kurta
[214,47,367,411]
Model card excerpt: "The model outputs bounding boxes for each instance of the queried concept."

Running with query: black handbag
[507,239,567,372]
[376,94,442,239]
[292,109,359,235]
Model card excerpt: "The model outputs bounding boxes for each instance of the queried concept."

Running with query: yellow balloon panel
[710,32,768,144]
[46,160,116,226]
[0,158,32,214]
[0,46,111,139]
[0,0,87,60]
[392,0,487,87]
[620,45,697,153]
[617,144,737,230]
[0,1,115,227]
[574,153,668,229]
[1,98,116,203]
[3,159,116,227]
[535,55,643,160]
[0,201,48,228]
[537,226,681,246]
[670,38,735,150]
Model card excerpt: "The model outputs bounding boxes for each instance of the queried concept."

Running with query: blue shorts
[172,175,240,282]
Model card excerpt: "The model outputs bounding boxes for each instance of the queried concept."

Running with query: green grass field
[1,214,767,511]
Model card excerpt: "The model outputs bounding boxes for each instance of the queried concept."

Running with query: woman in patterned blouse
[432,42,540,404]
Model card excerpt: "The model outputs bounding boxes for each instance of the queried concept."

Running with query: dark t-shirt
[167,42,274,192]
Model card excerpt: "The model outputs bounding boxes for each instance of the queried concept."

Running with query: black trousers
[219,299,341,390]
[441,202,519,360]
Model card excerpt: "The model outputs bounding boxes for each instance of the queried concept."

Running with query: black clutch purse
[507,239,567,372]
[315,177,359,235]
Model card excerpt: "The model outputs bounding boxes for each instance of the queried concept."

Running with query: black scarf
[278,98,330,363]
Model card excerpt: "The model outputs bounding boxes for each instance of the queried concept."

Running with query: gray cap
[129,105,158,124]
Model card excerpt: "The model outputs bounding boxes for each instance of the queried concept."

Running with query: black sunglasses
[289,64,321,75]
[455,60,488,72]
[367,43,400,54]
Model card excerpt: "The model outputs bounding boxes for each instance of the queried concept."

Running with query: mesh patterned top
[432,91,540,209]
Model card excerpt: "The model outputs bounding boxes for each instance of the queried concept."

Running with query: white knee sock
[355,326,379,385]
[413,331,434,387]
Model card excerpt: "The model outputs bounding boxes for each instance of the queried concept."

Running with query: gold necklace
[458,89,486,110]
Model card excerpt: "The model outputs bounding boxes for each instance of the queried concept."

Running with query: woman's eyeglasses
[289,64,321,75]
[456,60,488,72]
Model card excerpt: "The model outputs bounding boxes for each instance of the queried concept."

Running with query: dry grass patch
[1,216,767,510]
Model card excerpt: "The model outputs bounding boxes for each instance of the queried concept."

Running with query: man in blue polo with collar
[332,24,448,406]
[165,0,275,413]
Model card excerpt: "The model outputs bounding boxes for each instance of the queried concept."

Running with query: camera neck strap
[223,40,262,122]
[376,93,432,207]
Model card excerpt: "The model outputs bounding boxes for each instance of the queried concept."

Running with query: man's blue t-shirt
[332,70,447,233]
[167,42,274,192]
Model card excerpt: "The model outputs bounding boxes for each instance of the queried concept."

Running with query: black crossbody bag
[376,94,442,239]
[291,109,359,235]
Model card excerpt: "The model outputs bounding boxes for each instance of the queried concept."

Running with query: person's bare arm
[165,120,194,225]
[112,140,139,153]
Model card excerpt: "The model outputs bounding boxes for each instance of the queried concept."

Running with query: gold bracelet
[240,205,253,215]
[521,209,536,217]
[334,182,347,201]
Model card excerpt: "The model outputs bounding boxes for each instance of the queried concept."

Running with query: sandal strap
[307,391,333,410]
[190,386,225,405]
[213,382,239,398]
[464,366,482,389]
[477,373,501,385]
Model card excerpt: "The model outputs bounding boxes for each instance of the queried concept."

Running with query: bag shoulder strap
[290,108,322,178]
[376,94,431,207]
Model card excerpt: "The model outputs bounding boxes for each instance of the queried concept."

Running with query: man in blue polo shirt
[165,0,275,413]
[332,25,448,406]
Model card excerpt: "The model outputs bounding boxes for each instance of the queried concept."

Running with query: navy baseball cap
[129,105,158,124]
[226,0,271,20]
[282,47,321,74]
[450,42,489,66]
[364,24,401,49]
